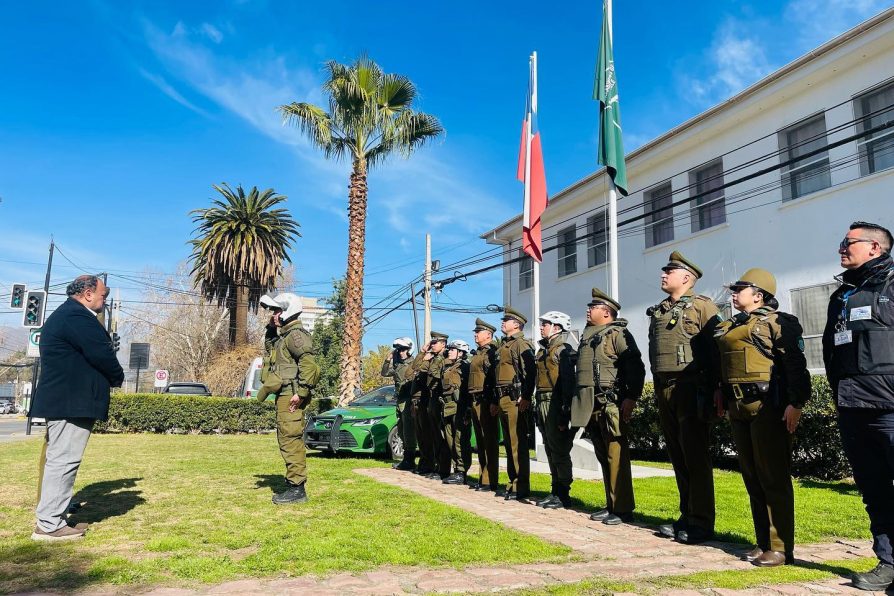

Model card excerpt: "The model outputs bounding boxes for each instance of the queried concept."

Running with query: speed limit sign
[154,370,169,388]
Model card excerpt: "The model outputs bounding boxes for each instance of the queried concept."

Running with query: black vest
[830,270,894,376]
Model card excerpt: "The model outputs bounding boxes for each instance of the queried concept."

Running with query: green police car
[305,385,402,459]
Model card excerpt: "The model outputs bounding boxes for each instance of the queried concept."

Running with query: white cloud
[784,0,889,47]
[138,68,210,116]
[200,23,223,44]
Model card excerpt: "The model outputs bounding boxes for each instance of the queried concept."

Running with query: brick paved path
[50,467,883,595]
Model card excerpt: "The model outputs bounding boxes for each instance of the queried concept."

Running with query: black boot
[272,482,308,505]
[442,472,465,485]
[393,460,416,471]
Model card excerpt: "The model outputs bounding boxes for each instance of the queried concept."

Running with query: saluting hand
[783,405,802,434]
[289,394,301,413]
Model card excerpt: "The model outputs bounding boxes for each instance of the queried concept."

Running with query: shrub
[628,377,851,481]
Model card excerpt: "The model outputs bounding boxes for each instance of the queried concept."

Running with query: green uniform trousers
[397,401,417,462]
[276,394,307,486]
[471,397,500,487]
[442,411,472,474]
[535,394,574,492]
[586,404,635,515]
[656,376,715,533]
[498,394,530,497]
[728,397,794,554]
[413,397,436,472]
[428,398,451,476]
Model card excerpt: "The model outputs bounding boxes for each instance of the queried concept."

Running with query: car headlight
[352,417,386,427]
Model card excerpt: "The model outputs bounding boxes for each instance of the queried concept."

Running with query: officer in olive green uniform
[410,332,448,478]
[258,293,320,505]
[533,311,577,509]
[575,289,646,525]
[495,306,537,500]
[441,340,473,485]
[468,318,501,491]
[714,269,811,567]
[648,252,721,543]
[383,337,416,471]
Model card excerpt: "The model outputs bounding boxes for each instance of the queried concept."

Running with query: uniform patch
[797,337,805,352]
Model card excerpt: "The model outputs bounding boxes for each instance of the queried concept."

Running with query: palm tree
[279,57,443,404]
[189,183,300,347]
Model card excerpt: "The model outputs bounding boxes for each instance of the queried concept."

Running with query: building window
[557,225,577,277]
[855,82,894,176]
[644,182,674,248]
[518,250,533,291]
[791,282,839,370]
[689,160,726,232]
[779,114,831,201]
[587,211,608,267]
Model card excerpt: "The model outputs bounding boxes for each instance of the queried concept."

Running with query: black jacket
[822,254,894,409]
[31,298,125,420]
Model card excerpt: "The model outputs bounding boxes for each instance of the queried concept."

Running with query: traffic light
[112,332,121,352]
[10,283,26,310]
[22,290,46,328]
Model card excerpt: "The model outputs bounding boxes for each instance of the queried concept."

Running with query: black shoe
[676,527,713,545]
[414,466,433,476]
[536,494,556,507]
[442,473,465,485]
[541,495,565,510]
[272,484,308,505]
[393,460,415,471]
[603,512,633,526]
[852,562,894,591]
[590,508,610,522]
[504,491,517,501]
[425,472,442,480]
[494,488,507,497]
[476,484,496,492]
[658,517,686,538]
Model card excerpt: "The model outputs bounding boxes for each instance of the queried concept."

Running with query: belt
[724,382,770,401]
[494,385,515,397]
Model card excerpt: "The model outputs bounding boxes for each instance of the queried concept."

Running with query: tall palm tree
[189,183,300,347]
[279,57,443,404]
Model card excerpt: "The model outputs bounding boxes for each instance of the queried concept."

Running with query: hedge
[98,377,851,480]
[628,376,850,481]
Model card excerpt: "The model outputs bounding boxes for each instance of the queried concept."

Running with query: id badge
[834,330,853,346]
[850,306,872,321]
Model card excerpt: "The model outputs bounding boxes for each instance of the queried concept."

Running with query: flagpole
[527,52,541,341]
[608,179,619,301]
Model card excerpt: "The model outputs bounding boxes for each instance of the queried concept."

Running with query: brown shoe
[31,524,86,541]
[743,546,764,562]
[753,550,786,567]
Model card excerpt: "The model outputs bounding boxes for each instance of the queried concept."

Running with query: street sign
[154,369,169,388]
[26,328,41,358]
[129,343,150,370]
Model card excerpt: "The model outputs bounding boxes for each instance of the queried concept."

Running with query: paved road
[0,417,43,442]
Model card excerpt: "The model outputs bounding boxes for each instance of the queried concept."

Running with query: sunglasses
[839,238,876,250]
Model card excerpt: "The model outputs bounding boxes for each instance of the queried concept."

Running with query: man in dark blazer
[30,275,124,541]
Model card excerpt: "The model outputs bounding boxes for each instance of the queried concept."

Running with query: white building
[298,296,332,333]
[484,8,894,376]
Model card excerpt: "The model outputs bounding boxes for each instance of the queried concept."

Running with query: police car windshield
[351,385,397,406]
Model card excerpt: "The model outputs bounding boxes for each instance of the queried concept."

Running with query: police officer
[648,251,721,544]
[410,332,448,479]
[823,221,894,591]
[494,306,537,501]
[258,293,320,504]
[575,289,645,525]
[714,269,810,567]
[533,311,577,509]
[383,337,416,471]
[441,340,473,485]
[468,318,501,492]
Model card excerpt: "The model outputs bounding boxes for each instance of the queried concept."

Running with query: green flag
[595,0,628,195]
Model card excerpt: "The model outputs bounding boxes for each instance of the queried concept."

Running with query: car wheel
[387,425,403,460]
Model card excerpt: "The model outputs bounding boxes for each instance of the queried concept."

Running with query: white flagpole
[606,0,620,303]
[528,52,541,341]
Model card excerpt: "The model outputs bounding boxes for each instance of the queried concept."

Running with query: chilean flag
[517,53,547,262]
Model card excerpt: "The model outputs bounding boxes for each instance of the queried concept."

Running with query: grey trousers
[36,418,94,532]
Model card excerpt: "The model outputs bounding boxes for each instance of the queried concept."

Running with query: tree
[189,184,300,347]
[310,279,346,400]
[279,57,443,404]
[360,345,391,393]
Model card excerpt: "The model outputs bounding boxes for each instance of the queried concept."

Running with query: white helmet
[448,339,471,354]
[539,310,571,331]
[259,292,303,322]
[393,337,414,354]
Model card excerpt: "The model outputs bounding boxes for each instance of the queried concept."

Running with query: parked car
[0,402,14,414]
[240,357,264,399]
[305,385,402,459]
[163,382,212,396]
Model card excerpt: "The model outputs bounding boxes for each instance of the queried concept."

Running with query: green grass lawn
[471,463,870,545]
[0,434,571,593]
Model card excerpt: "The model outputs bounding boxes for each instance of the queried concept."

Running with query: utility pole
[27,239,54,436]
[423,234,432,345]
[409,282,420,350]
[98,272,108,330]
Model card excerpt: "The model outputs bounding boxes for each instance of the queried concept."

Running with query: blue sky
[0,0,889,354]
